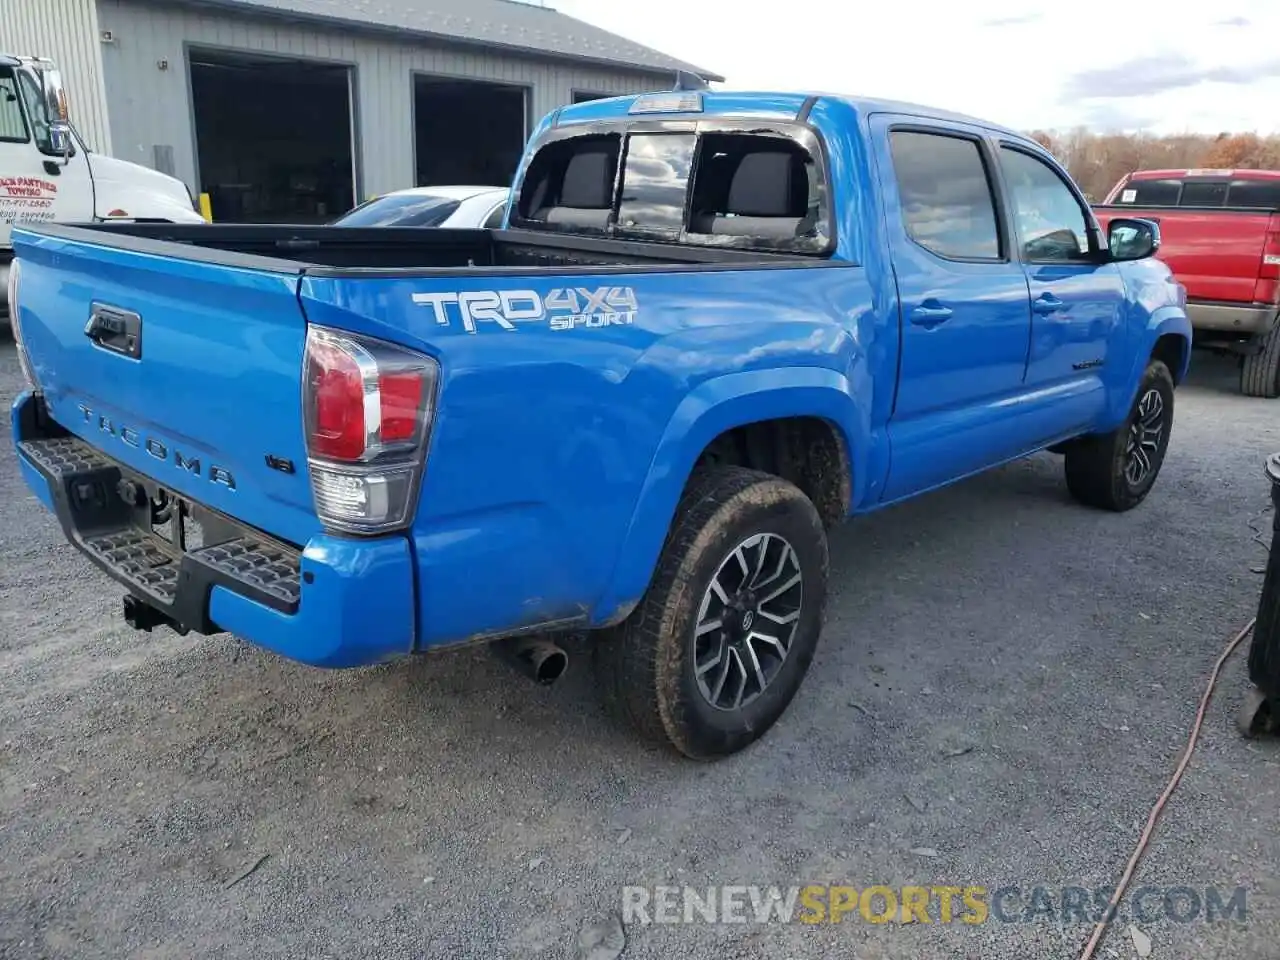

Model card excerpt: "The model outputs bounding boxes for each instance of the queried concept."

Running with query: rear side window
[888,130,1001,260]
[1115,179,1181,205]
[516,133,620,234]
[1226,180,1280,210]
[0,68,28,143]
[616,133,695,237]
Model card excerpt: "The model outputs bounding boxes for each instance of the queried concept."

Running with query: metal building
[1,0,718,221]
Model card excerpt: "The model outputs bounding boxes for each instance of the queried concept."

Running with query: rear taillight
[6,259,39,392]
[1263,214,1280,281]
[303,325,438,535]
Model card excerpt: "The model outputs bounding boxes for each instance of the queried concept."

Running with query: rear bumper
[1185,300,1278,335]
[12,390,416,668]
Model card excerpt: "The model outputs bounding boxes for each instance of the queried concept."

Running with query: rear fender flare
[591,367,864,626]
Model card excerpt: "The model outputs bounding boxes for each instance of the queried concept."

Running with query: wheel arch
[590,367,864,627]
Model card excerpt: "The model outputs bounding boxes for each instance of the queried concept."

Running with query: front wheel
[1064,359,1175,512]
[594,465,829,760]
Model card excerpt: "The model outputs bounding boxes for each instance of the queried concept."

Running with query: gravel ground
[1,341,1278,960]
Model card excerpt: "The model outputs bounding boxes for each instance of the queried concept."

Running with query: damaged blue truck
[8,89,1190,759]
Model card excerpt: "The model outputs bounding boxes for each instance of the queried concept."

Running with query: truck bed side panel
[299,263,887,645]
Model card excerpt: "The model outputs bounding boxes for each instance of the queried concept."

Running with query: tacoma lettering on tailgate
[76,403,236,490]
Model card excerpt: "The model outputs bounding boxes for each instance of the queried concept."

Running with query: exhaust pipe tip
[493,636,569,685]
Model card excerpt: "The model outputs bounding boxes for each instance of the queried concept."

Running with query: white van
[2,55,206,313]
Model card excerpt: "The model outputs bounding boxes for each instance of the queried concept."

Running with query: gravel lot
[1,340,1278,960]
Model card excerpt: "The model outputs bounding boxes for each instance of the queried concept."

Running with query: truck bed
[36,221,824,275]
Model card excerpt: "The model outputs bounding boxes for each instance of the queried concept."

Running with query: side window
[888,130,1001,260]
[1116,179,1181,206]
[687,133,826,247]
[515,133,620,234]
[616,133,695,237]
[998,146,1092,262]
[0,69,28,143]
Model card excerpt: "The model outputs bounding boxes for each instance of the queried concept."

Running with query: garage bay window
[512,123,833,254]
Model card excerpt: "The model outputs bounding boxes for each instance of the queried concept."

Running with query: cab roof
[553,89,1027,142]
[1126,168,1280,181]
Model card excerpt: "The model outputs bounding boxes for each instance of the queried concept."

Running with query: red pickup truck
[1094,169,1280,397]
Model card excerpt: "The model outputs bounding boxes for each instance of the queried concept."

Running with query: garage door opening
[189,49,356,223]
[414,76,526,188]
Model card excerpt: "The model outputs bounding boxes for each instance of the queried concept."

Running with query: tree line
[1026,130,1280,202]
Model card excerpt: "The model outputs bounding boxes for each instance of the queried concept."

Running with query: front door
[871,118,1034,502]
[0,64,94,247]
[995,143,1125,434]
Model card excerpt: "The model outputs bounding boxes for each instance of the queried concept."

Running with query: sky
[552,0,1280,136]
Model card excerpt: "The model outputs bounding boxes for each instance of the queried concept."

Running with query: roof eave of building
[148,0,725,83]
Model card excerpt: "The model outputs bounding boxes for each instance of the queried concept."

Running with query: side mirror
[1107,217,1161,262]
[49,121,73,160]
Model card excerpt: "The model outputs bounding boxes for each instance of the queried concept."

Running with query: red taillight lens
[308,338,367,460]
[378,370,425,445]
[1262,214,1280,281]
[303,326,438,534]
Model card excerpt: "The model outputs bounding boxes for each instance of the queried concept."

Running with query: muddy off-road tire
[1241,324,1280,399]
[1064,359,1175,512]
[594,466,829,760]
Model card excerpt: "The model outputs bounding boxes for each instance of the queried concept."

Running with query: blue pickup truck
[8,88,1190,759]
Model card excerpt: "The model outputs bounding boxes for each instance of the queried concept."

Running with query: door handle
[1033,293,1065,315]
[85,302,143,359]
[910,300,954,328]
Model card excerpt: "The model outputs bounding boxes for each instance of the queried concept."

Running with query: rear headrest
[727,151,801,217]
[560,150,613,209]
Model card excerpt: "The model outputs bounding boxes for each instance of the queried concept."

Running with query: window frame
[507,116,837,257]
[994,140,1103,266]
[0,66,31,145]
[885,123,1010,265]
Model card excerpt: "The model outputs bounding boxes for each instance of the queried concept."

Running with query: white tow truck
[1,54,206,314]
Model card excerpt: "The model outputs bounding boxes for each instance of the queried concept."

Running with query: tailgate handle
[85,303,142,360]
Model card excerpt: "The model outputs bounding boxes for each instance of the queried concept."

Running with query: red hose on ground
[1076,618,1257,960]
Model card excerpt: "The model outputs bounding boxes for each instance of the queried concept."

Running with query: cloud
[1079,102,1157,133]
[1062,53,1280,100]
[1215,16,1251,27]
[980,13,1042,27]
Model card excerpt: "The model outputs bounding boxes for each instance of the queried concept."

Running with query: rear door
[13,226,318,546]
[870,116,1033,501]
[994,141,1123,429]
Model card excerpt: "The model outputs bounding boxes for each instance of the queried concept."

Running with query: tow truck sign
[412,286,638,334]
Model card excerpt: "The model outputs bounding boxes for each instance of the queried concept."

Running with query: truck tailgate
[12,227,319,547]
[1093,205,1273,303]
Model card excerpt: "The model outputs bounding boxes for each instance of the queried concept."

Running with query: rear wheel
[1064,359,1175,511]
[594,465,829,760]
[1241,324,1280,399]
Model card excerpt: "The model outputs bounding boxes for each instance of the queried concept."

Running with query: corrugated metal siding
[0,0,114,154]
[97,0,670,200]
